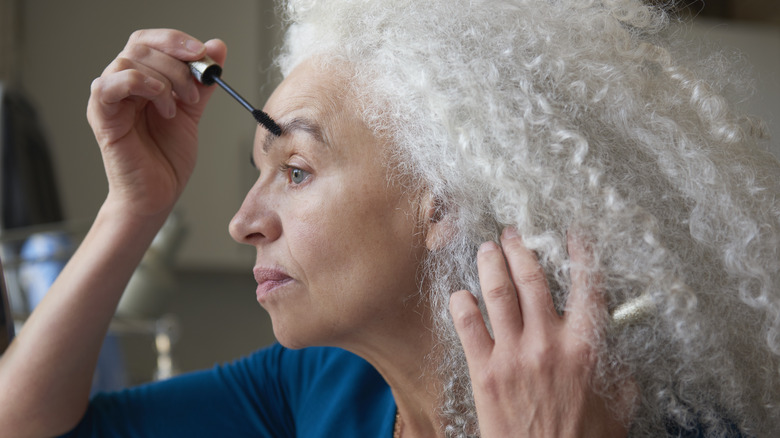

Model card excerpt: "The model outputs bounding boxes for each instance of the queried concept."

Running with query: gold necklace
[393,412,403,438]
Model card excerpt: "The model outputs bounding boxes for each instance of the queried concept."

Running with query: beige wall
[5,1,779,383]
[4,0,282,383]
[17,0,280,269]
[690,18,780,158]
[12,4,780,272]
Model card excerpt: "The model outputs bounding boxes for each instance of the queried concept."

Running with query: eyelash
[279,163,311,185]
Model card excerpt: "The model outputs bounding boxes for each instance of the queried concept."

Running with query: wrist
[100,193,174,229]
[92,196,173,256]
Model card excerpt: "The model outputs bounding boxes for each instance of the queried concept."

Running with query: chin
[269,317,327,350]
[274,334,311,350]
[266,307,359,351]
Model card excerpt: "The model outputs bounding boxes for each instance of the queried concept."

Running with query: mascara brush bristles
[189,56,283,136]
[252,109,283,137]
[210,75,282,137]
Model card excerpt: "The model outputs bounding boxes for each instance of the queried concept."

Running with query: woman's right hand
[87,29,226,218]
[0,30,228,438]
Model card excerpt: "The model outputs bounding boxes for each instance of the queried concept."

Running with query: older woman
[2,0,780,437]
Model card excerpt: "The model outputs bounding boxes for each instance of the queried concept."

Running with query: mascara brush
[188,56,282,136]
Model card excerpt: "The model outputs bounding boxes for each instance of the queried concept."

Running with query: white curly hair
[276,0,780,436]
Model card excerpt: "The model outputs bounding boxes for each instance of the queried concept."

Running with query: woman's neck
[339,296,445,437]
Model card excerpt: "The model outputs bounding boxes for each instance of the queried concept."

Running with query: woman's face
[229,60,428,350]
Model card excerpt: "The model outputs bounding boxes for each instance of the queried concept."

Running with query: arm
[450,228,632,437]
[0,29,226,438]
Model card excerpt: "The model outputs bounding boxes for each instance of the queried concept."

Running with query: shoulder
[242,343,387,396]
[241,343,396,437]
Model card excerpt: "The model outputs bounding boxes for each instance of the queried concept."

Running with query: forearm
[0,28,223,437]
[0,197,171,437]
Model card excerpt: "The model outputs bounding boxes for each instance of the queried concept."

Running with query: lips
[253,267,294,301]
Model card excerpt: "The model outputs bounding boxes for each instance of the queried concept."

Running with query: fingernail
[502,226,519,240]
[478,241,498,253]
[165,100,177,119]
[184,39,205,55]
[188,86,200,104]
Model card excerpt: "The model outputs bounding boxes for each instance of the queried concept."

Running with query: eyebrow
[262,116,326,153]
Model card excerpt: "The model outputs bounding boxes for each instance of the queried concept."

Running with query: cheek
[291,189,379,272]
[284,187,357,284]
[288,180,421,294]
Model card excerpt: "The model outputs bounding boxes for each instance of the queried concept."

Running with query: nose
[229,182,282,246]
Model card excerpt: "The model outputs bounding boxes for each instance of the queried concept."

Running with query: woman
[2,0,780,436]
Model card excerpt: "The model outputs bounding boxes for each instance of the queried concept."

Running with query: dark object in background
[0,257,12,353]
[1,85,67,353]
[1,87,64,229]
[658,0,780,24]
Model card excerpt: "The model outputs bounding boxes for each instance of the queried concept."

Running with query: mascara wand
[189,56,282,136]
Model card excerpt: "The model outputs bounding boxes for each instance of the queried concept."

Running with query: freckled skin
[229,60,428,352]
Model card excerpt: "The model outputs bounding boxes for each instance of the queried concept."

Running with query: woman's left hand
[449,228,629,437]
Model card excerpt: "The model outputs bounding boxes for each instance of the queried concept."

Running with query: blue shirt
[58,343,742,437]
[62,343,397,437]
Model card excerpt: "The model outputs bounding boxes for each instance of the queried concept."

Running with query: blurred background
[0,0,777,388]
[0,0,279,387]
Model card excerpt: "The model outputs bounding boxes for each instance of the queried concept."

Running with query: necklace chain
[393,412,403,438]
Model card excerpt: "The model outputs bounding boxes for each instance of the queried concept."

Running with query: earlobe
[426,219,454,251]
[420,192,453,251]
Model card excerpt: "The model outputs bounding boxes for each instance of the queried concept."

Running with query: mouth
[253,267,294,301]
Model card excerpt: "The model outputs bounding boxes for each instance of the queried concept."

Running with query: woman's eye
[288,167,310,184]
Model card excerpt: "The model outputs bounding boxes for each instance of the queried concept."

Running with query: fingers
[453,228,605,353]
[89,68,168,119]
[500,228,557,332]
[455,229,556,350]
[450,290,493,363]
[125,28,209,61]
[108,46,199,107]
[565,231,606,339]
[116,29,210,104]
[88,29,226,127]
[452,229,618,438]
[475,240,525,342]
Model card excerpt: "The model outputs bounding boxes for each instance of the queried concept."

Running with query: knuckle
[516,266,547,287]
[483,282,515,302]
[533,344,556,365]
[501,234,526,254]
[523,340,557,371]
[474,365,502,396]
[128,28,157,42]
[564,338,598,367]
[128,29,147,44]
[452,302,484,330]
[474,361,520,399]
[124,43,151,60]
[110,68,144,91]
[111,56,135,72]
[90,77,104,93]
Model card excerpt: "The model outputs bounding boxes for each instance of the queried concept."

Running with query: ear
[420,192,454,251]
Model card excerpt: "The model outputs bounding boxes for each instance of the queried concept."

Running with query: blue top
[57,342,741,437]
[61,343,397,437]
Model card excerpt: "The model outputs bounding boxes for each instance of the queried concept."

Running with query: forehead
[257,60,355,144]
[253,58,395,176]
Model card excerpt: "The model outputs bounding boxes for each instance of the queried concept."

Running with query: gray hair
[277,0,780,436]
